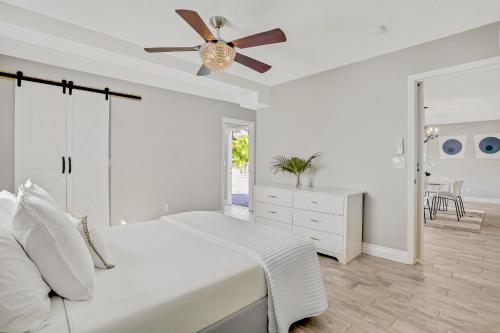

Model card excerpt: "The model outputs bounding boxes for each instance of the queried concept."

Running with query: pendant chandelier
[424,126,439,143]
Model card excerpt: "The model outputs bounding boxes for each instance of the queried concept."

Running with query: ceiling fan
[144,9,286,76]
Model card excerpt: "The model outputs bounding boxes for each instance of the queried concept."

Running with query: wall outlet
[392,156,405,168]
[466,187,471,193]
[163,204,169,213]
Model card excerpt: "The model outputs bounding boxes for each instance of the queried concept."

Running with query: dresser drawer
[254,187,293,207]
[293,209,344,235]
[256,217,293,231]
[255,202,292,224]
[293,192,344,215]
[294,226,343,255]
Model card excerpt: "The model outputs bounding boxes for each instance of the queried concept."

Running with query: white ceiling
[425,65,500,125]
[0,1,273,109]
[3,0,500,86]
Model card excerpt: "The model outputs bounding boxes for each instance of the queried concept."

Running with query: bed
[36,211,327,333]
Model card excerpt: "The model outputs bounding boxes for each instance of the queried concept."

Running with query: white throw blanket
[162,211,328,333]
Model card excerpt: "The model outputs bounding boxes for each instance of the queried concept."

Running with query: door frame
[406,55,500,264]
[224,127,233,206]
[221,117,256,211]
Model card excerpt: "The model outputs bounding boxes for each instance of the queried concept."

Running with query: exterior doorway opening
[222,118,255,219]
[231,127,250,207]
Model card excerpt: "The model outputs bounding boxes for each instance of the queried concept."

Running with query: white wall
[0,55,255,225]
[257,22,500,252]
[426,120,500,200]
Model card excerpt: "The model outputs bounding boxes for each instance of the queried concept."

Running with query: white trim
[224,128,233,206]
[406,79,418,265]
[408,56,500,81]
[407,56,500,265]
[462,196,500,204]
[362,243,410,264]
[222,118,256,127]
[221,118,256,212]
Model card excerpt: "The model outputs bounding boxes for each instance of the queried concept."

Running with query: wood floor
[290,202,500,333]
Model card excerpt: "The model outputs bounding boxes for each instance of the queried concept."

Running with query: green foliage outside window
[232,134,249,173]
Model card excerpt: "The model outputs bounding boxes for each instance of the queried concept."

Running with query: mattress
[37,219,267,333]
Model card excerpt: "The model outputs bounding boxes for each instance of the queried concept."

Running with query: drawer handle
[310,219,321,223]
[268,210,277,214]
[268,195,277,198]
[311,201,318,204]
[310,237,321,241]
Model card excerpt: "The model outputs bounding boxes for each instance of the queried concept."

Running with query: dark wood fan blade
[230,28,286,49]
[234,53,271,73]
[196,64,211,76]
[175,9,215,41]
[144,46,199,53]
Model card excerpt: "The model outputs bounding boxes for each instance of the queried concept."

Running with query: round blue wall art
[442,139,462,155]
[479,136,500,154]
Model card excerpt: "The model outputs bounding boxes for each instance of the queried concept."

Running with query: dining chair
[424,192,437,223]
[427,183,447,212]
[456,179,465,217]
[434,180,463,221]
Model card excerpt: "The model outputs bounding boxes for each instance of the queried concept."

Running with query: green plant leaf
[232,133,249,172]
[269,153,321,176]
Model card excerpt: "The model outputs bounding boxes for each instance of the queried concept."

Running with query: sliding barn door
[67,90,110,227]
[15,81,68,206]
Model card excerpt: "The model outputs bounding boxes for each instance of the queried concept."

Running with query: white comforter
[37,211,327,333]
[37,218,267,333]
[163,211,328,333]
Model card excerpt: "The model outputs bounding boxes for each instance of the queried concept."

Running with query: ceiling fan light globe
[199,42,236,71]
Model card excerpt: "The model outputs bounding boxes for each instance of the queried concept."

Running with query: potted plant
[270,153,321,188]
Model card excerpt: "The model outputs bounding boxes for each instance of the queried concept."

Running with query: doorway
[408,56,500,263]
[221,118,255,217]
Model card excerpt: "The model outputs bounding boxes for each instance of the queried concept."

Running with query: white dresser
[254,185,364,264]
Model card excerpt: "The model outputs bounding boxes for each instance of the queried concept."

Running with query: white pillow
[22,179,63,210]
[0,224,51,332]
[11,190,96,301]
[0,191,17,229]
[66,211,115,270]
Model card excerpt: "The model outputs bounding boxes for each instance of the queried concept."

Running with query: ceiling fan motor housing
[209,16,227,31]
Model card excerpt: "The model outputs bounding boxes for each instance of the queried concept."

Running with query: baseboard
[362,243,410,264]
[462,196,500,204]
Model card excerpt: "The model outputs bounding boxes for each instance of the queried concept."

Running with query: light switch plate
[396,138,404,154]
[393,156,405,168]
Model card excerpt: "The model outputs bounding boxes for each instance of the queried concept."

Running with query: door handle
[62,156,65,174]
[68,157,72,174]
